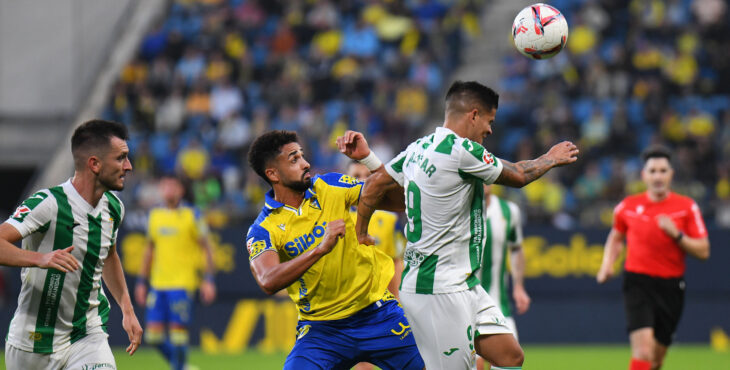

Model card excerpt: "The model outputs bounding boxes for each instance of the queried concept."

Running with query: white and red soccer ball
[511,3,569,60]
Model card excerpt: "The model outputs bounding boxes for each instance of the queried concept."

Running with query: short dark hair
[247,130,299,185]
[641,145,672,163]
[445,81,499,114]
[71,119,129,167]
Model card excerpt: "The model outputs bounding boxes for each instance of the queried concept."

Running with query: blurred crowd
[104,0,730,228]
[103,0,485,224]
[491,0,730,228]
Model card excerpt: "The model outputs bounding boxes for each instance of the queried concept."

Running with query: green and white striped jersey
[478,195,523,317]
[4,180,123,353]
[385,127,503,294]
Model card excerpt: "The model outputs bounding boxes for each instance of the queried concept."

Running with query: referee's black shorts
[622,271,685,346]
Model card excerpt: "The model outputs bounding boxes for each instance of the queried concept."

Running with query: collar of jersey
[264,187,317,210]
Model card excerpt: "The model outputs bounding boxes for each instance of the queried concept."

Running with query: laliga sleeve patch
[11,191,48,223]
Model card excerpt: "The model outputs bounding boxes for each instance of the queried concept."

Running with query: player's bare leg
[475,333,523,368]
[629,328,655,370]
[652,343,668,370]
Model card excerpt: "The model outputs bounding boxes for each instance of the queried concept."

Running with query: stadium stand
[104,0,728,228]
[492,0,730,227]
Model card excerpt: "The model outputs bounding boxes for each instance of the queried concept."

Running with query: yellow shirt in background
[349,208,400,259]
[147,205,207,291]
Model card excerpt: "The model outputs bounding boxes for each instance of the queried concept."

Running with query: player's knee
[144,325,165,345]
[169,327,189,346]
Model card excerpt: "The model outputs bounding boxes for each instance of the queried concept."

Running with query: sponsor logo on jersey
[297,277,311,312]
[283,222,327,257]
[81,363,115,370]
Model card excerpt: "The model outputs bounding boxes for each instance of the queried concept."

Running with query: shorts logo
[391,322,412,340]
[390,322,410,336]
[297,325,311,340]
[404,249,426,267]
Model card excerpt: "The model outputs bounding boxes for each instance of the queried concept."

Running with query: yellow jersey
[246,173,393,321]
[348,208,401,259]
[147,205,207,291]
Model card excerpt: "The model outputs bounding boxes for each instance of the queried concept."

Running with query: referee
[597,146,710,370]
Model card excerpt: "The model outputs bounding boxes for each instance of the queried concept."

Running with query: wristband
[358,151,383,172]
[136,277,148,286]
[674,232,684,243]
[204,274,215,283]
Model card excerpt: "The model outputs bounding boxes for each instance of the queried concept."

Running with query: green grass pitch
[0,345,727,369]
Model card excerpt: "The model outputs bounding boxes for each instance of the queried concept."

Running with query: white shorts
[400,284,513,370]
[5,333,115,370]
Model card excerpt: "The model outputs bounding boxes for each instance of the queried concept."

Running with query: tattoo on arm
[497,156,555,187]
[516,156,555,183]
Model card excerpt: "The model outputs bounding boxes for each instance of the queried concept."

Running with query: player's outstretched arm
[495,141,579,188]
[251,219,345,295]
[0,223,79,271]
[597,228,625,283]
[102,244,143,355]
[656,215,710,260]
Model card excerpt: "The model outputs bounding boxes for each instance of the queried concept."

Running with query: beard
[100,172,124,191]
[283,173,312,193]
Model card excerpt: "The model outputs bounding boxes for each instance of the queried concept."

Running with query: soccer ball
[511,3,569,60]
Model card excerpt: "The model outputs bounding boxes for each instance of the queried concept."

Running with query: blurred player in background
[246,130,423,370]
[135,175,216,370]
[347,160,404,298]
[597,146,710,370]
[476,184,530,370]
[350,81,578,369]
[0,120,142,369]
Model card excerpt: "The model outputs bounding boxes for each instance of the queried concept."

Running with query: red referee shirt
[613,191,707,278]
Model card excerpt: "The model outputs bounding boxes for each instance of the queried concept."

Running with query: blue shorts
[284,299,424,370]
[145,289,192,327]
